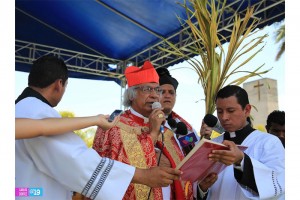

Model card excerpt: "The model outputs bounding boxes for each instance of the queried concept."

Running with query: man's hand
[198,173,218,192]
[208,140,244,165]
[132,167,182,187]
[148,108,165,142]
[200,120,213,139]
[96,114,120,131]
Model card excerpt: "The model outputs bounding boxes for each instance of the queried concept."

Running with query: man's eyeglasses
[135,86,162,95]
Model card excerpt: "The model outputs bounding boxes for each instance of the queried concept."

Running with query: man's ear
[244,104,251,116]
[53,79,63,92]
[265,125,269,132]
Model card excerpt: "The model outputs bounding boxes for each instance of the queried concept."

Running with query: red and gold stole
[156,128,194,200]
[93,110,195,200]
[93,110,162,200]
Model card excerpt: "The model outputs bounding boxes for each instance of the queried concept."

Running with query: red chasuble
[93,110,194,200]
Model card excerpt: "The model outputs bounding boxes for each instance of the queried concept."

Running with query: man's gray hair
[123,87,137,107]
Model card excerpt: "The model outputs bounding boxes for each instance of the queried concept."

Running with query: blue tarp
[15,0,285,84]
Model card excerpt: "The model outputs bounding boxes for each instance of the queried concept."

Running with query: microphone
[203,114,225,133]
[167,116,197,155]
[151,102,164,134]
[167,118,177,131]
[174,122,196,156]
[176,122,188,136]
[151,102,161,109]
[167,118,188,136]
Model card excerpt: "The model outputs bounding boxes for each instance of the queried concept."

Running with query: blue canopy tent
[15,0,285,86]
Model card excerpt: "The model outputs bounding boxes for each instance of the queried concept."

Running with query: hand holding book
[208,140,247,166]
[176,138,247,183]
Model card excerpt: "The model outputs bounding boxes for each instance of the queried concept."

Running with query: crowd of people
[15,55,285,200]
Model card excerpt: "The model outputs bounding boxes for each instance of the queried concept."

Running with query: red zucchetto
[125,61,159,87]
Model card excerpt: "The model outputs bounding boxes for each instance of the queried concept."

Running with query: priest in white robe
[199,85,284,200]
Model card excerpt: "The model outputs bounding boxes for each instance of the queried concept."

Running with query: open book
[176,138,247,183]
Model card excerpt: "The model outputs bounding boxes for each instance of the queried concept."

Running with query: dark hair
[266,110,285,127]
[215,85,249,109]
[28,55,68,88]
[247,116,252,127]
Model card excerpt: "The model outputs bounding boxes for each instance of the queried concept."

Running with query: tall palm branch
[159,0,270,114]
[275,24,285,61]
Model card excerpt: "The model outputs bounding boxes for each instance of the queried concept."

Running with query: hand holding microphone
[201,114,225,139]
[200,121,213,139]
[152,102,165,134]
[149,102,165,142]
[203,114,225,133]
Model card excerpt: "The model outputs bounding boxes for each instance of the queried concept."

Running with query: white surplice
[208,130,285,199]
[16,97,135,200]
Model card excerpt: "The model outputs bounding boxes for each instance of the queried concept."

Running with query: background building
[243,78,278,128]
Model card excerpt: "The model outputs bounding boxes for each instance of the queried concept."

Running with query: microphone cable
[147,131,164,200]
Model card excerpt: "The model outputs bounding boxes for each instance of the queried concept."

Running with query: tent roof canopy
[16,0,285,85]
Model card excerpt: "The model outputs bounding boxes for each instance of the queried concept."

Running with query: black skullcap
[156,67,179,90]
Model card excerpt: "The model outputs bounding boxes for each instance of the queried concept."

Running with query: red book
[176,138,247,183]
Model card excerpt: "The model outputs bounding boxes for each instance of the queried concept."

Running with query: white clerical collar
[229,132,236,138]
[229,121,249,138]
[130,107,149,123]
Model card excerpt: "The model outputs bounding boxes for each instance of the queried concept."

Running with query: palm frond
[158,0,270,114]
[275,24,285,61]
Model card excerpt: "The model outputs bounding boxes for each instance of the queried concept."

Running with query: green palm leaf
[159,0,270,115]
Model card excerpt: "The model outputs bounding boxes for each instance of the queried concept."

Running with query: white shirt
[208,130,285,199]
[16,97,135,200]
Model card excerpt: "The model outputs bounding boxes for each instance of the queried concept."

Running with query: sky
[15,20,285,132]
[2,1,300,199]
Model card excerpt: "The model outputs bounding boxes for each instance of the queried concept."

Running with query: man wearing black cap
[156,67,200,147]
[156,68,208,199]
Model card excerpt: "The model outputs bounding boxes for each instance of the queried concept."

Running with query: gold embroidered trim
[163,129,182,165]
[119,122,154,199]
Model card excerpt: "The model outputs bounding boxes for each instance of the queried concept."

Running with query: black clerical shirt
[223,124,259,194]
